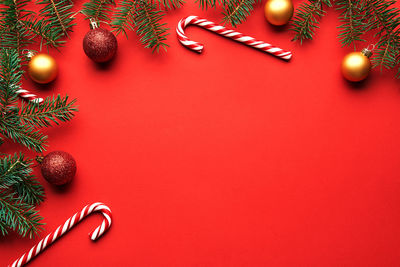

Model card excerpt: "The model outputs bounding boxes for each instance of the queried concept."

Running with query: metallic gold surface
[28,53,58,84]
[341,52,371,82]
[264,0,294,26]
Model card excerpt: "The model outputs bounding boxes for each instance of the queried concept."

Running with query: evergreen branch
[0,49,22,109]
[149,0,184,9]
[134,0,169,52]
[364,0,400,70]
[111,0,136,37]
[37,0,76,38]
[196,0,217,9]
[21,15,66,49]
[82,0,116,24]
[19,95,78,128]
[0,0,33,54]
[290,0,332,43]
[0,114,48,152]
[0,191,44,238]
[222,0,256,27]
[0,153,44,205]
[336,0,365,47]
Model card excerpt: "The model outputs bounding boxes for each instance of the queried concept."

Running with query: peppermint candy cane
[0,78,43,104]
[177,15,292,60]
[9,202,112,267]
[15,88,43,104]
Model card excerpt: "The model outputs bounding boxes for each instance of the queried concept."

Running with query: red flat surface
[2,1,400,266]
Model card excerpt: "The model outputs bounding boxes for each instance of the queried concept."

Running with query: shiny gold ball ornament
[264,0,294,26]
[341,48,372,82]
[28,53,58,84]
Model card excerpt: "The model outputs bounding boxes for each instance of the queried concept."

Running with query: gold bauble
[341,49,372,82]
[28,53,58,84]
[264,0,294,26]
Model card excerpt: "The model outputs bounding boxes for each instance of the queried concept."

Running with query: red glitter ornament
[39,151,77,186]
[83,19,117,63]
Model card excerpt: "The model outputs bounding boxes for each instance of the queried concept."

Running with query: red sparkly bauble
[83,28,117,63]
[40,151,77,186]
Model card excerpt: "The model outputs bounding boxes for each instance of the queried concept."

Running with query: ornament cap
[89,18,98,29]
[361,48,373,58]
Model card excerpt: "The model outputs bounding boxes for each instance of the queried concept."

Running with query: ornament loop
[366,44,376,51]
[89,18,98,29]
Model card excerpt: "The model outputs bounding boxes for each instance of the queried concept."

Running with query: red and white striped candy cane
[15,88,43,104]
[9,202,112,267]
[177,15,292,60]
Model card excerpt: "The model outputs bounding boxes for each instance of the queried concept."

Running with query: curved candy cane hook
[9,202,112,267]
[176,15,292,60]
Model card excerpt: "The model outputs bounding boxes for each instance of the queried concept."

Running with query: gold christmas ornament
[341,48,372,82]
[28,53,58,84]
[264,0,294,26]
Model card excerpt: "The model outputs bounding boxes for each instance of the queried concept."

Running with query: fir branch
[222,0,256,27]
[196,0,218,9]
[0,0,33,54]
[0,114,48,152]
[336,0,365,47]
[0,153,44,205]
[19,95,78,128]
[111,0,136,37]
[0,49,22,109]
[290,0,332,43]
[82,0,115,24]
[149,0,184,9]
[0,191,44,238]
[21,15,66,49]
[134,0,169,52]
[365,0,400,70]
[37,0,75,38]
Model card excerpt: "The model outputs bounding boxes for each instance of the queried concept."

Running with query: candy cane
[0,78,43,104]
[177,15,292,60]
[15,88,43,104]
[9,202,112,267]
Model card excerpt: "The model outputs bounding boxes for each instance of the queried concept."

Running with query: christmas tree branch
[111,0,136,37]
[0,191,44,238]
[222,0,256,27]
[336,0,365,48]
[37,0,75,38]
[82,0,115,24]
[21,15,65,49]
[134,0,169,52]
[291,0,332,43]
[0,153,44,205]
[19,95,78,128]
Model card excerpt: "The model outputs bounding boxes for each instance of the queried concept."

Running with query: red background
[2,0,400,266]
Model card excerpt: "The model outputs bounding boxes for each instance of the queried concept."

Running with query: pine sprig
[150,0,184,9]
[135,1,169,52]
[0,153,45,238]
[37,0,75,38]
[0,153,44,205]
[365,0,400,70]
[82,0,116,24]
[0,191,44,238]
[0,0,33,53]
[19,95,77,128]
[196,0,218,9]
[222,0,256,27]
[111,0,136,37]
[21,14,66,49]
[291,0,332,44]
[336,0,365,47]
